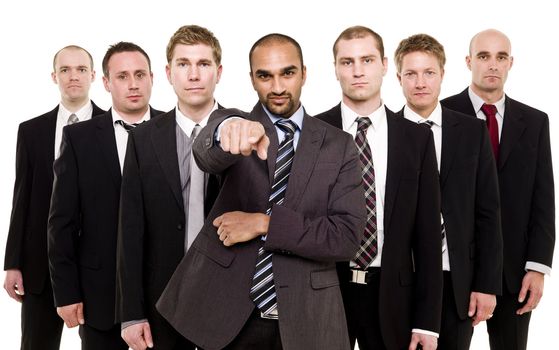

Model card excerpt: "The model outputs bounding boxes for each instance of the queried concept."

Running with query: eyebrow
[476,50,510,57]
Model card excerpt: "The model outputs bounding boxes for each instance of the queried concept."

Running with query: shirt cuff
[525,261,552,276]
[412,328,439,338]
[215,116,243,142]
[121,319,148,330]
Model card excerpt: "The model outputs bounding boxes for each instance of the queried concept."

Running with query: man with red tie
[441,28,555,350]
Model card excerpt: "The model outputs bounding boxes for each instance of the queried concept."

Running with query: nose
[70,68,79,81]
[415,74,426,89]
[271,76,285,95]
[188,65,200,81]
[353,62,364,77]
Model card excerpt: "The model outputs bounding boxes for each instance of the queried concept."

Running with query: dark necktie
[353,117,378,269]
[249,119,297,316]
[115,120,141,132]
[419,119,447,252]
[481,103,499,161]
[67,113,79,125]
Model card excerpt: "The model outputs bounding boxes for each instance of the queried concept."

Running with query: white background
[0,0,556,348]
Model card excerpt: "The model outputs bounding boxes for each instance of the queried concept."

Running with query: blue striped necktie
[249,119,297,316]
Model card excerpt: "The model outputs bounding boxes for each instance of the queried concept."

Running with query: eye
[136,72,145,79]
[364,58,373,64]
[177,62,187,67]
[341,60,352,66]
[117,74,127,80]
[200,62,210,67]
[79,68,87,73]
[478,55,488,60]
[60,68,68,73]
[283,70,295,76]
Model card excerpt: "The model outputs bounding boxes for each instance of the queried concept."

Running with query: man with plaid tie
[315,26,443,350]
[157,33,366,350]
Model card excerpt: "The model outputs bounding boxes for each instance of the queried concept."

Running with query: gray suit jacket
[156,103,366,350]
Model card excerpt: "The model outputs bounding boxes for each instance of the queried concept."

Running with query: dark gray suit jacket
[156,103,366,350]
[442,89,555,293]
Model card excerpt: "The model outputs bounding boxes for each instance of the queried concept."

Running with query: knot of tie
[67,114,79,125]
[420,120,434,129]
[356,117,372,134]
[191,124,201,139]
[481,103,497,118]
[275,119,297,137]
[116,120,141,132]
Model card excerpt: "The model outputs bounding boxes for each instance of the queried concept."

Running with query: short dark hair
[53,45,94,71]
[102,41,151,78]
[333,26,385,60]
[249,33,303,72]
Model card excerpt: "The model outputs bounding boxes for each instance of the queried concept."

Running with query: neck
[61,97,89,113]
[470,84,504,104]
[342,95,382,116]
[113,106,148,124]
[178,100,215,124]
[409,102,437,119]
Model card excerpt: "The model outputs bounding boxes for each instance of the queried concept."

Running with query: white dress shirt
[403,104,450,271]
[340,102,387,268]
[112,108,151,172]
[55,101,93,158]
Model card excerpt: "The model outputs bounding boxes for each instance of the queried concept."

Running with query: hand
[57,302,85,328]
[122,321,153,350]
[219,119,269,160]
[468,291,496,326]
[409,332,437,350]
[4,269,24,302]
[213,211,270,246]
[517,270,544,315]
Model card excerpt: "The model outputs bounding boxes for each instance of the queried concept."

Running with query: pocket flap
[311,268,339,289]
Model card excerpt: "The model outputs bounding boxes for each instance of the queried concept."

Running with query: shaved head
[469,29,511,56]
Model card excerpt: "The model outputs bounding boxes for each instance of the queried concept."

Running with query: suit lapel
[253,104,279,186]
[152,109,184,210]
[457,88,477,116]
[440,108,461,188]
[44,106,59,176]
[498,96,525,170]
[96,111,122,189]
[284,115,324,209]
[383,111,403,229]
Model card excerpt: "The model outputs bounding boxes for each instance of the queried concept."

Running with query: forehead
[401,51,441,70]
[172,43,215,62]
[336,36,381,58]
[251,42,301,71]
[55,48,91,68]
[472,32,511,54]
[107,51,149,72]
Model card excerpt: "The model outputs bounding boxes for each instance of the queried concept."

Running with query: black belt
[349,267,381,284]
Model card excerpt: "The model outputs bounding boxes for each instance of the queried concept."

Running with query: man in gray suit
[156,33,365,350]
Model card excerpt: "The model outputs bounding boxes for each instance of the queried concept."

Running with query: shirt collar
[111,107,151,126]
[341,101,386,131]
[59,100,93,123]
[262,103,304,131]
[403,103,442,127]
[468,86,505,117]
[175,101,217,136]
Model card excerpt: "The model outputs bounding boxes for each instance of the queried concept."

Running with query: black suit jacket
[116,108,221,324]
[442,89,555,293]
[4,102,104,294]
[396,106,503,319]
[156,104,366,350]
[47,108,162,330]
[316,104,444,349]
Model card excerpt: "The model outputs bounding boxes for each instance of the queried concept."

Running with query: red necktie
[481,103,499,161]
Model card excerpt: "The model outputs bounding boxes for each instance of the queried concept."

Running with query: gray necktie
[187,125,205,250]
[67,113,79,125]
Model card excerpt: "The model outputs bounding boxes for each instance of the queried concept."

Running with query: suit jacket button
[177,224,183,230]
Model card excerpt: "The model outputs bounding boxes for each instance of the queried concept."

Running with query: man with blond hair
[116,25,222,350]
[395,33,502,350]
[442,29,555,350]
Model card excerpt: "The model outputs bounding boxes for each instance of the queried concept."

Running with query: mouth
[352,82,368,87]
[127,95,142,100]
[186,87,204,92]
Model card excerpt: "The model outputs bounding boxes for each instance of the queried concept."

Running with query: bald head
[469,29,511,56]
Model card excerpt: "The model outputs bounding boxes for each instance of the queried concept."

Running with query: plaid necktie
[353,117,378,269]
[249,119,297,316]
[420,120,447,252]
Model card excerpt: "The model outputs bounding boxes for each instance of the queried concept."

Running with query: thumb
[17,278,25,296]
[468,295,477,317]
[247,123,265,145]
[518,281,529,303]
[144,323,154,348]
[256,135,269,160]
[77,303,85,325]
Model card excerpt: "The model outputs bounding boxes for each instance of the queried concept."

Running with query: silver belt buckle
[350,269,368,284]
[260,308,279,320]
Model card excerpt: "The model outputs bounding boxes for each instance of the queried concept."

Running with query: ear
[466,55,472,71]
[91,69,96,83]
[382,57,388,76]
[396,72,402,86]
[165,64,172,84]
[216,64,223,84]
[249,71,256,90]
[301,65,307,86]
[51,71,58,85]
[509,56,514,70]
[102,76,110,93]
